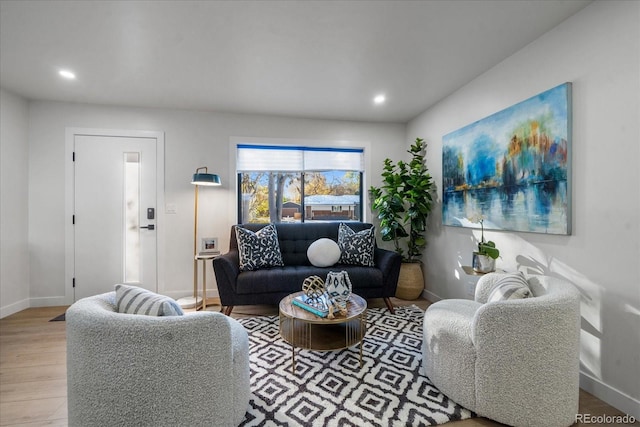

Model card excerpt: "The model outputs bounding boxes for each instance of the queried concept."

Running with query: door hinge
[72,215,75,225]
[72,152,75,162]
[72,277,76,288]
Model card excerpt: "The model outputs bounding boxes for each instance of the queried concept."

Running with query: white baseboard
[421,289,441,303]
[165,291,192,300]
[0,298,30,319]
[580,371,640,419]
[0,291,222,318]
[165,289,220,301]
[29,296,68,307]
[205,289,220,299]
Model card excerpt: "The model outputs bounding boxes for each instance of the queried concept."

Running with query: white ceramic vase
[325,271,352,309]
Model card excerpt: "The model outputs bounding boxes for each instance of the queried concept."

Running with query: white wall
[25,101,404,306]
[0,89,30,318]
[408,0,639,416]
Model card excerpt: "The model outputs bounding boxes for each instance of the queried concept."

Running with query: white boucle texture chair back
[475,273,578,304]
[424,273,581,427]
[66,292,250,427]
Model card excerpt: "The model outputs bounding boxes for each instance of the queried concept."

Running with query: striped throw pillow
[115,284,184,316]
[487,273,532,302]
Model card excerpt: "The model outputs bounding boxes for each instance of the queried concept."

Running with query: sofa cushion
[307,238,341,267]
[236,265,383,295]
[338,223,375,266]
[236,224,284,271]
[487,273,532,302]
[115,284,184,316]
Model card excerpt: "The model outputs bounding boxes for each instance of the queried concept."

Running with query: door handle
[140,224,155,230]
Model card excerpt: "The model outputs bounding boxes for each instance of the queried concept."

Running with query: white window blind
[237,144,364,172]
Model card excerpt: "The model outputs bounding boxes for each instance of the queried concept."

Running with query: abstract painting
[442,83,571,235]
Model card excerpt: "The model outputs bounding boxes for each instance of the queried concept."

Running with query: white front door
[73,134,158,300]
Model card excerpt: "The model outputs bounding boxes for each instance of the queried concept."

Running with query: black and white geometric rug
[238,305,474,426]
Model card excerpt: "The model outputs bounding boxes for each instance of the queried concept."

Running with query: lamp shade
[191,167,221,186]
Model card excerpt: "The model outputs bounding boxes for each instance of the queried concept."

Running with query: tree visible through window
[237,145,364,224]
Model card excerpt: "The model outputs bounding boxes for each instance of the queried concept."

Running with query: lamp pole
[193,182,200,306]
[176,167,221,310]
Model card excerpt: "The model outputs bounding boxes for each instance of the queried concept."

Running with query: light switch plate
[165,203,177,214]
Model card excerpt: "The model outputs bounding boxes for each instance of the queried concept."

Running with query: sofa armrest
[213,250,240,287]
[374,247,402,292]
[213,250,241,304]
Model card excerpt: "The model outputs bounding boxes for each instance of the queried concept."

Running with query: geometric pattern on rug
[238,305,475,426]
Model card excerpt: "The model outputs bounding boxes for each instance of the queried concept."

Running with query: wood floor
[0,297,634,426]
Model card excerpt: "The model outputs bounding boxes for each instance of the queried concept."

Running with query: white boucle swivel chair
[66,292,250,427]
[422,273,581,427]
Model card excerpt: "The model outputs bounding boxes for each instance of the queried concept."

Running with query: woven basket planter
[395,262,424,300]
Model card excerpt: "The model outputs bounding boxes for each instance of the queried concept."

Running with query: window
[237,144,364,223]
[123,152,140,283]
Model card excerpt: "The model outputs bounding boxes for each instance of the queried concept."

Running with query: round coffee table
[279,291,367,373]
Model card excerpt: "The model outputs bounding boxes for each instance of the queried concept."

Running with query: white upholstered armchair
[422,273,581,427]
[66,292,250,427]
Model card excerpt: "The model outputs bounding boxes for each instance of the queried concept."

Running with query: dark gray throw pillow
[338,223,375,267]
[236,224,284,271]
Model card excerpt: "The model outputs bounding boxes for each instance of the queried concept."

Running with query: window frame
[236,170,364,224]
[231,138,370,224]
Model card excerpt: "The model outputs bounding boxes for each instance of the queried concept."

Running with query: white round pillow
[307,238,341,267]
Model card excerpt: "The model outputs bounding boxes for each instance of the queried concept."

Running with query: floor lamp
[177,167,221,310]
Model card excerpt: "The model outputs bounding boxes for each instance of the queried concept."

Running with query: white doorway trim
[65,128,165,305]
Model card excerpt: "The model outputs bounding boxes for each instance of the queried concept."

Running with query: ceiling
[0,0,592,123]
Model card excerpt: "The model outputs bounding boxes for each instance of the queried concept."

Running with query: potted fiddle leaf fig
[369,137,434,299]
[470,217,500,273]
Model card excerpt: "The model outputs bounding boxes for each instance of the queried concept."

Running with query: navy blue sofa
[213,222,401,315]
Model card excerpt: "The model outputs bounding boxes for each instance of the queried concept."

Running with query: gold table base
[279,292,367,374]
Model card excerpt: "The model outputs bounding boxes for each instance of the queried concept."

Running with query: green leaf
[478,242,499,259]
[369,137,433,259]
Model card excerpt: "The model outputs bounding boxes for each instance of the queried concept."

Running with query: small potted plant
[470,217,499,273]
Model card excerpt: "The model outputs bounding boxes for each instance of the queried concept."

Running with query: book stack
[292,293,332,318]
[197,250,220,257]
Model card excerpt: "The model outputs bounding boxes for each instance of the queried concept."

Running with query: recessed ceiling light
[59,69,76,80]
[373,94,386,105]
